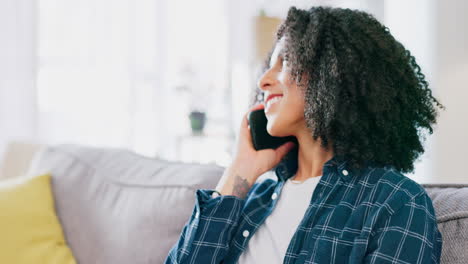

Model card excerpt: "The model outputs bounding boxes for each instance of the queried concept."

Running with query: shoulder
[357,165,433,216]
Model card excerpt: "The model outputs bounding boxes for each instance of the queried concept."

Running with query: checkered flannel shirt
[165,151,442,263]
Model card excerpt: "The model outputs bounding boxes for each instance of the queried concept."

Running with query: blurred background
[0,0,467,183]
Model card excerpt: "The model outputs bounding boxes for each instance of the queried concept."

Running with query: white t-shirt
[237,175,322,264]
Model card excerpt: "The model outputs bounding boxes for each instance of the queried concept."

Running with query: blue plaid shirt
[165,151,442,263]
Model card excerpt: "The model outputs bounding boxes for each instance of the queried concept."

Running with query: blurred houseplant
[174,63,210,135]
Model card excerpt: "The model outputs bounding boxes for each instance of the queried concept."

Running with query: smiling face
[257,37,307,137]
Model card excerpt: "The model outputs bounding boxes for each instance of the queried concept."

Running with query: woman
[166,6,444,264]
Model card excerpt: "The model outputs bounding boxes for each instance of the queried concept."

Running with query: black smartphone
[248,108,298,150]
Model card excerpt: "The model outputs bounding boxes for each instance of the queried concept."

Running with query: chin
[266,127,278,137]
[266,119,288,137]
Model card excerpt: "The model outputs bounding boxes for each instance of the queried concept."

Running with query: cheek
[283,102,304,124]
[278,72,287,83]
[274,95,304,126]
[278,70,291,85]
[282,90,304,118]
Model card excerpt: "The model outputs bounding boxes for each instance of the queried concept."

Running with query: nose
[257,68,277,92]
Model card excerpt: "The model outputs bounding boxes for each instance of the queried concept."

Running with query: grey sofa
[26,144,467,263]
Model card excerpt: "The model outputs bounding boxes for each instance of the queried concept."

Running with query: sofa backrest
[27,144,468,264]
[28,144,224,264]
[423,184,468,264]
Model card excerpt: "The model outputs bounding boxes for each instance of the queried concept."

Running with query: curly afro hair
[250,6,445,174]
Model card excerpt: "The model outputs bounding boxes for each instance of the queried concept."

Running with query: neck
[292,127,334,182]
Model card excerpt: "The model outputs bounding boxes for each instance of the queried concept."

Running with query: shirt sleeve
[364,192,443,264]
[164,189,246,264]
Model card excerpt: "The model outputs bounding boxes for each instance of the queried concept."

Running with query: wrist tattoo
[232,174,250,199]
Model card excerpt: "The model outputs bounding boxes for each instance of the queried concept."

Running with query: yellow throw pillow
[0,174,76,264]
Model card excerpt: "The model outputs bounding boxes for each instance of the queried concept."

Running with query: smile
[265,95,283,113]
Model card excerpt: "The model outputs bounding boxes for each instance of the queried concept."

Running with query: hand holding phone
[215,105,297,197]
[248,108,298,150]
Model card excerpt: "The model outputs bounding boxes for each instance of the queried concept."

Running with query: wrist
[229,161,261,182]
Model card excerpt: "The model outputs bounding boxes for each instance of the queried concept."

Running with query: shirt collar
[274,146,354,182]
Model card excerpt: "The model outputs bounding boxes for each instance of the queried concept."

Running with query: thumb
[239,112,253,147]
[274,141,296,164]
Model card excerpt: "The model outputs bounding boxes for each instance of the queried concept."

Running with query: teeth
[266,96,283,110]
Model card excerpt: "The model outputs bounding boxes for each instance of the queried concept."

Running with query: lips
[265,94,283,113]
[265,93,283,105]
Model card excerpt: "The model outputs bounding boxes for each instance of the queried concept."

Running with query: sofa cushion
[424,184,468,264]
[0,174,76,264]
[27,144,224,264]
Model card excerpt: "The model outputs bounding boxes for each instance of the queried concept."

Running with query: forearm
[215,165,258,199]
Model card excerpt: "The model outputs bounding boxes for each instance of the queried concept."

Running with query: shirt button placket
[271,192,278,200]
[211,191,220,198]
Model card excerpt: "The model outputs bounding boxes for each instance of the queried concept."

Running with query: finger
[239,103,264,149]
[243,103,264,132]
[240,111,249,129]
[237,111,255,150]
[237,111,249,138]
[250,103,265,111]
[246,103,265,122]
[274,141,296,163]
[241,112,253,142]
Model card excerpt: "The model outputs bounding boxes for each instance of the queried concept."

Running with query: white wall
[227,0,258,138]
[0,0,38,164]
[433,0,468,183]
[385,0,468,183]
[384,0,437,183]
